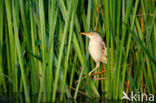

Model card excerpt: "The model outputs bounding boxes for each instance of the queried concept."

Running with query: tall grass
[0,0,155,102]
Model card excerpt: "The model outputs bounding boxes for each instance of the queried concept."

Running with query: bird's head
[80,31,100,39]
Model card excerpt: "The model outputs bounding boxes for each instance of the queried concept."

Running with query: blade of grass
[60,0,78,100]
[5,22,12,95]
[46,0,58,101]
[0,0,3,87]
[123,23,156,65]
[116,0,121,56]
[86,0,92,53]
[38,0,47,102]
[52,0,74,101]
[103,0,111,99]
[113,0,133,99]
[0,0,7,92]
[5,0,17,92]
[0,73,22,102]
[29,4,38,94]
[19,0,29,47]
[12,1,30,101]
[119,0,139,99]
[57,0,85,55]
[69,54,77,91]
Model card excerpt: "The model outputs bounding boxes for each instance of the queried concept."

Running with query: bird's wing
[100,41,107,64]
[101,41,107,56]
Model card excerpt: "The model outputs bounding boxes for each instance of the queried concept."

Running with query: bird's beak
[80,32,91,36]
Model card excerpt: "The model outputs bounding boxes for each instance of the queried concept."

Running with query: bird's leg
[89,62,100,75]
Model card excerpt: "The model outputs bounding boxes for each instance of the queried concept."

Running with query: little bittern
[80,32,107,75]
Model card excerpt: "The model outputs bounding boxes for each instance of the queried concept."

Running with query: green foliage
[0,0,155,102]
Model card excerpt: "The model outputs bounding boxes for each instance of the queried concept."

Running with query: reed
[0,0,155,102]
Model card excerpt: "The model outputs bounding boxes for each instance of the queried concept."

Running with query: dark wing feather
[100,41,107,64]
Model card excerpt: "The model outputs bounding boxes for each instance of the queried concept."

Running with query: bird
[80,31,107,75]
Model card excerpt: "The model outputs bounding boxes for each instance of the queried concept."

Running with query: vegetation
[0,0,155,102]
